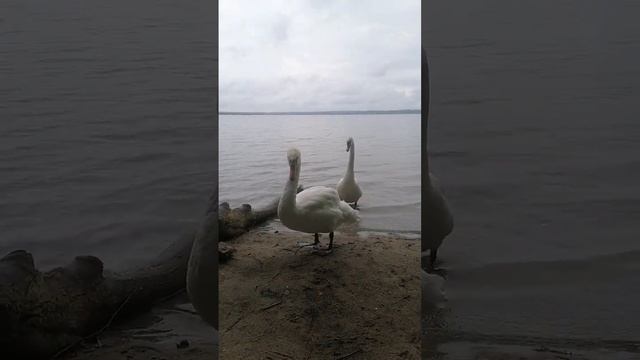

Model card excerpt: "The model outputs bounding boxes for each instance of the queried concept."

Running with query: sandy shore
[219,227,421,359]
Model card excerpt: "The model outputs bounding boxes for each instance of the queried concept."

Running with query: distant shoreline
[219,109,420,115]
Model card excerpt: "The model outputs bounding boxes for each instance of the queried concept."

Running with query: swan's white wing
[424,172,454,251]
[337,198,360,224]
[337,177,362,203]
[296,186,341,213]
[354,181,362,198]
[294,186,359,230]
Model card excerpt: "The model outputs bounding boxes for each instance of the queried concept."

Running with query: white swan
[422,268,447,313]
[186,201,218,329]
[423,47,454,271]
[278,148,359,253]
[424,173,453,270]
[337,137,362,208]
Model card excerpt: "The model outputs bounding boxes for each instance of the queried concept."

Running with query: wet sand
[219,228,421,359]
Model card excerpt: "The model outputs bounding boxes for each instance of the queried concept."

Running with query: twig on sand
[51,292,134,359]
[225,316,244,333]
[268,270,282,283]
[390,294,411,306]
[335,348,362,360]
[260,299,283,311]
[266,350,294,359]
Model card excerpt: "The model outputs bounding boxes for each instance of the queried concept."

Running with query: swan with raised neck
[278,148,359,253]
[422,47,454,272]
[337,137,362,208]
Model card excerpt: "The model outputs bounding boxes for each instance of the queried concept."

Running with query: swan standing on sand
[278,148,360,253]
[337,137,362,209]
[422,47,454,272]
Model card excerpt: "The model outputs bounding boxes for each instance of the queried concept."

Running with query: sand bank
[219,228,421,359]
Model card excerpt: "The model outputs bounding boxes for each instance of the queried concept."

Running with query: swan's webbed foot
[429,247,438,267]
[296,241,316,248]
[426,248,446,276]
[296,233,320,249]
[431,268,447,277]
[309,232,334,256]
[310,245,333,256]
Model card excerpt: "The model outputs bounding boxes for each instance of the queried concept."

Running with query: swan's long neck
[346,142,355,178]
[280,163,299,212]
[422,47,432,186]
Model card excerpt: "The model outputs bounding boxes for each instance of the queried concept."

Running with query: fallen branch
[268,270,282,282]
[219,185,304,241]
[225,316,244,333]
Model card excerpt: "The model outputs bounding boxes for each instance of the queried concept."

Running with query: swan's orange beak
[289,167,295,181]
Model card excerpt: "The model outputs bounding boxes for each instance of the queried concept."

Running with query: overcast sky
[219,0,420,112]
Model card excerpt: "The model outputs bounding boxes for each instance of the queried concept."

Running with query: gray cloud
[220,0,420,112]
[271,14,290,44]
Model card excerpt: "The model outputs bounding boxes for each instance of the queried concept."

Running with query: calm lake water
[0,0,216,270]
[219,113,421,233]
[427,0,640,348]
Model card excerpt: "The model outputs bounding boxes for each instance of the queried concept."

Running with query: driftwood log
[218,185,303,242]
[0,189,292,359]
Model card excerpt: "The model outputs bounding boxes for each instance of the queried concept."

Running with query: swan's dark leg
[429,248,438,272]
[429,247,438,268]
[311,232,334,256]
[296,233,320,248]
[427,247,447,276]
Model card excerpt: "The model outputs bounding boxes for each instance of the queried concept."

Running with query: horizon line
[219,109,421,115]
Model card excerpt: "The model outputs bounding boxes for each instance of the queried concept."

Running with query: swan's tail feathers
[339,200,360,224]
